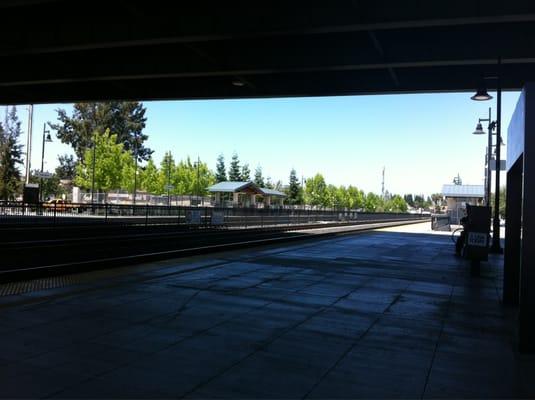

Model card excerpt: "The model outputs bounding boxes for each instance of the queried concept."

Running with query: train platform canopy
[441,184,485,198]
[2,1,535,104]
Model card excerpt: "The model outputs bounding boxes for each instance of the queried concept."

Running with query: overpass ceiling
[1,1,535,104]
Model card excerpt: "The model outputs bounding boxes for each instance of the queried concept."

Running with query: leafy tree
[287,168,302,205]
[159,151,176,195]
[404,194,415,207]
[254,165,265,187]
[74,130,131,198]
[265,177,274,189]
[490,186,506,219]
[364,192,382,212]
[154,154,215,196]
[228,152,241,181]
[140,158,161,194]
[385,194,408,212]
[55,154,77,180]
[305,174,327,206]
[240,163,251,181]
[0,107,24,200]
[347,185,365,209]
[325,184,342,208]
[414,195,425,209]
[215,154,227,182]
[49,102,152,161]
[193,159,215,196]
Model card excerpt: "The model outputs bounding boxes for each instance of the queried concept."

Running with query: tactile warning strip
[0,261,167,298]
[0,275,77,296]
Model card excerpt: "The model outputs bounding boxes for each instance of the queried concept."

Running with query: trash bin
[461,204,491,276]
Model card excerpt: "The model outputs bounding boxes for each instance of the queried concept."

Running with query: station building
[207,181,286,208]
[441,184,485,224]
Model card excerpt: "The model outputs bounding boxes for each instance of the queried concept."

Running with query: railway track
[0,218,428,283]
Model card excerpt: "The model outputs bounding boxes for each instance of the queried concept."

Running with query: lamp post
[472,108,495,207]
[40,123,52,201]
[470,59,503,253]
[166,153,171,207]
[196,155,201,206]
[131,135,139,206]
[90,133,96,205]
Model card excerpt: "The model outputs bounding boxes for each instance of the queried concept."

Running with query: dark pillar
[503,157,522,306]
[519,86,535,352]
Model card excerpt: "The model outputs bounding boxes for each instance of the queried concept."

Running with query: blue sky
[17,91,519,196]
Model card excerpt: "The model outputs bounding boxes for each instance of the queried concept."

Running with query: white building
[441,184,485,224]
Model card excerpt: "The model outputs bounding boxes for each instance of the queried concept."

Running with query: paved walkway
[1,223,533,398]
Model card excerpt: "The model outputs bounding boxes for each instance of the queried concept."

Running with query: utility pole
[197,155,201,205]
[381,167,385,199]
[133,132,138,206]
[166,152,171,207]
[25,104,33,184]
[91,133,96,204]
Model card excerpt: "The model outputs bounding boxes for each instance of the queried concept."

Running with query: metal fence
[0,201,428,228]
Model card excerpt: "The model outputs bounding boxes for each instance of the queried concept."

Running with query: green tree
[215,154,227,182]
[193,159,215,196]
[240,163,251,181]
[140,158,161,194]
[159,152,176,195]
[385,194,408,212]
[0,107,24,200]
[265,177,274,189]
[55,154,76,180]
[490,186,506,219]
[228,152,241,181]
[254,165,265,187]
[50,102,152,161]
[364,192,381,212]
[347,185,365,209]
[305,174,327,206]
[414,194,425,209]
[74,130,131,198]
[287,168,302,205]
[404,194,415,207]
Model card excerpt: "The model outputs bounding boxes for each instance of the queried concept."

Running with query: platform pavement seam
[46,266,335,399]
[181,275,377,399]
[301,279,413,399]
[420,281,456,399]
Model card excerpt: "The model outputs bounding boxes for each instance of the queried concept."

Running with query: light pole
[40,123,53,201]
[472,107,495,207]
[25,105,33,185]
[132,133,139,206]
[196,155,201,206]
[166,153,171,207]
[90,133,96,204]
[470,59,503,253]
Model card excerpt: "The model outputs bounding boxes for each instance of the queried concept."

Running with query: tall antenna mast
[381,166,385,198]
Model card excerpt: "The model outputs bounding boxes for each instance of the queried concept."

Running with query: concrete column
[233,192,239,206]
[504,157,522,306]
[519,86,535,352]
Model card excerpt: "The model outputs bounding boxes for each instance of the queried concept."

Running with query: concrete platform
[1,222,533,398]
